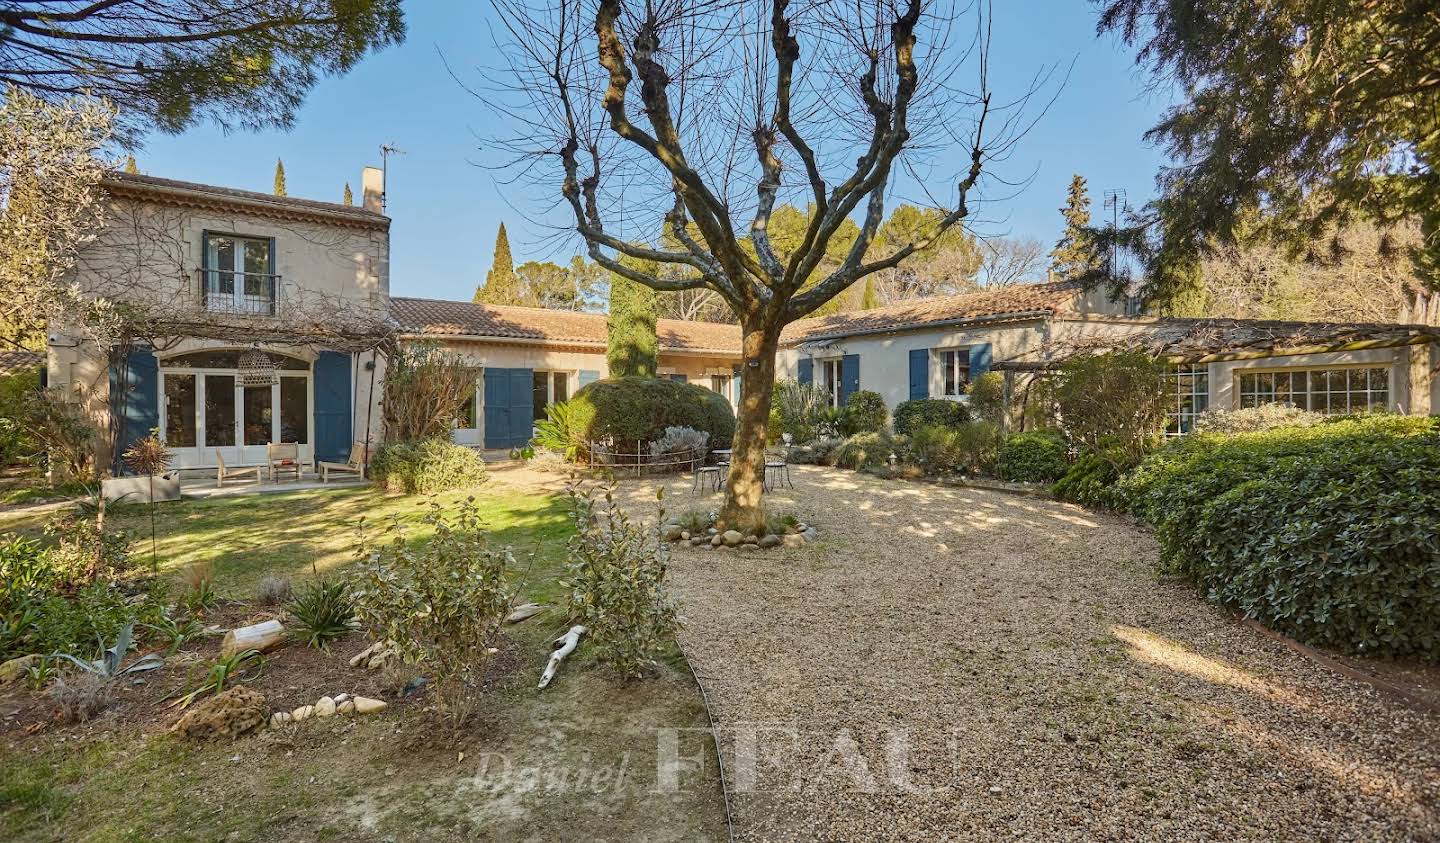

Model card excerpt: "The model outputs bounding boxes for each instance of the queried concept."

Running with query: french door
[160,369,311,468]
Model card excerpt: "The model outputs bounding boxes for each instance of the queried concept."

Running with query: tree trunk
[720,319,782,532]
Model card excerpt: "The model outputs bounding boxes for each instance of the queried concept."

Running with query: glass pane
[532,371,548,421]
[243,240,270,299]
[208,236,236,297]
[165,350,307,370]
[279,377,308,444]
[455,386,476,429]
[205,375,235,447]
[244,385,273,446]
[553,372,568,404]
[943,352,956,396]
[163,374,196,448]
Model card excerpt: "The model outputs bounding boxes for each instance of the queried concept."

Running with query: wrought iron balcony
[196,268,281,316]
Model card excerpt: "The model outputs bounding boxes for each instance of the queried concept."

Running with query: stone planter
[102,472,181,503]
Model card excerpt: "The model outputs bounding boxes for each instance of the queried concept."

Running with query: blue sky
[137,1,1174,302]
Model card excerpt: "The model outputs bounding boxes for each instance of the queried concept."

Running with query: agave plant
[53,623,164,679]
[286,580,356,649]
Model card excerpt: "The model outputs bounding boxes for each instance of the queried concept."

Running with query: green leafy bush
[286,580,356,649]
[1121,416,1440,658]
[833,431,907,471]
[840,390,887,435]
[910,422,1001,475]
[1041,350,1168,466]
[371,438,488,494]
[773,379,828,443]
[353,499,516,725]
[993,431,1069,483]
[1050,448,1130,509]
[570,376,735,450]
[0,366,40,467]
[564,483,681,680]
[966,371,1007,426]
[893,398,969,436]
[1192,403,1326,435]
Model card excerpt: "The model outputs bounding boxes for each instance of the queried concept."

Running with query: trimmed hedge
[571,376,736,449]
[1120,415,1440,659]
[833,431,907,471]
[993,430,1069,483]
[893,398,969,436]
[371,438,488,494]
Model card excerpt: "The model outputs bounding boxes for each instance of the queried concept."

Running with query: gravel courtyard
[643,466,1440,841]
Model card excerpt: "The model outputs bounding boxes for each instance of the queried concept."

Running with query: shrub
[966,372,1007,426]
[908,425,963,474]
[1192,403,1326,435]
[253,575,293,606]
[0,366,40,467]
[180,561,218,615]
[382,344,475,442]
[371,438,488,494]
[1121,416,1440,659]
[564,483,681,680]
[1041,350,1168,466]
[532,399,589,462]
[773,379,829,443]
[893,398,969,436]
[352,499,516,725]
[570,376,735,451]
[993,431,1069,483]
[833,431,907,471]
[785,436,843,465]
[840,390,887,436]
[286,580,356,649]
[19,388,97,481]
[1051,448,1130,509]
[648,426,709,470]
[48,671,113,722]
[42,505,136,586]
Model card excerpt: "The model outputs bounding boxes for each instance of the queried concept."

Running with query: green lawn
[0,482,726,842]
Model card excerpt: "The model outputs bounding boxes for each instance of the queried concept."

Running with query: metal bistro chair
[764,451,793,492]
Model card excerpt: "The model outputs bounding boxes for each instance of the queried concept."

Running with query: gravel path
[629,466,1440,842]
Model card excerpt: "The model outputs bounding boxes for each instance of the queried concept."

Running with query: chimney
[362,166,384,214]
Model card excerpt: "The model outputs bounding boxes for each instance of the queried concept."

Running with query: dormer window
[202,233,277,315]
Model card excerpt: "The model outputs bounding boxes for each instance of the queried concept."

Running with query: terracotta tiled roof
[391,297,742,355]
[102,171,388,230]
[781,280,1085,343]
[0,350,43,378]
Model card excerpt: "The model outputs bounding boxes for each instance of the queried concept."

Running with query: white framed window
[820,359,843,408]
[709,374,731,401]
[1166,364,1209,435]
[532,370,571,419]
[1237,366,1390,415]
[939,349,970,397]
[203,233,276,315]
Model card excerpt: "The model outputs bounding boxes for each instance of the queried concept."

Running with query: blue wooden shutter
[908,349,929,399]
[840,354,860,406]
[313,351,352,463]
[578,369,600,389]
[109,347,158,473]
[797,357,812,385]
[969,343,993,380]
[485,368,534,449]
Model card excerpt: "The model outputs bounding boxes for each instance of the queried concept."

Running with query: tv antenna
[1102,188,1128,280]
[380,143,405,211]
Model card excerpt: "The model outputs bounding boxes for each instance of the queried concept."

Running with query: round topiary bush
[841,390,887,435]
[993,430,1070,483]
[371,438,488,494]
[570,376,736,450]
[892,397,969,436]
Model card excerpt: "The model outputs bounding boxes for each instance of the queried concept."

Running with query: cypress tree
[343,182,354,206]
[273,159,287,196]
[123,154,138,174]
[607,263,658,378]
[860,276,880,310]
[475,223,522,305]
[1050,174,1102,278]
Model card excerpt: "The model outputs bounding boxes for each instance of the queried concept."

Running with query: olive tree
[486,0,1050,529]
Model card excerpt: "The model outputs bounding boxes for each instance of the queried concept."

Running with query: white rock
[291,704,314,721]
[337,700,356,716]
[314,696,337,717]
[353,696,388,715]
[269,711,292,728]
[334,693,350,704]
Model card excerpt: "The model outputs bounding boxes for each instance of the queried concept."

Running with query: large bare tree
[487,0,1046,528]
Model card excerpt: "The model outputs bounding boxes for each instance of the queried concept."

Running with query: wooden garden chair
[318,442,369,483]
[215,451,261,488]
[267,442,303,482]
